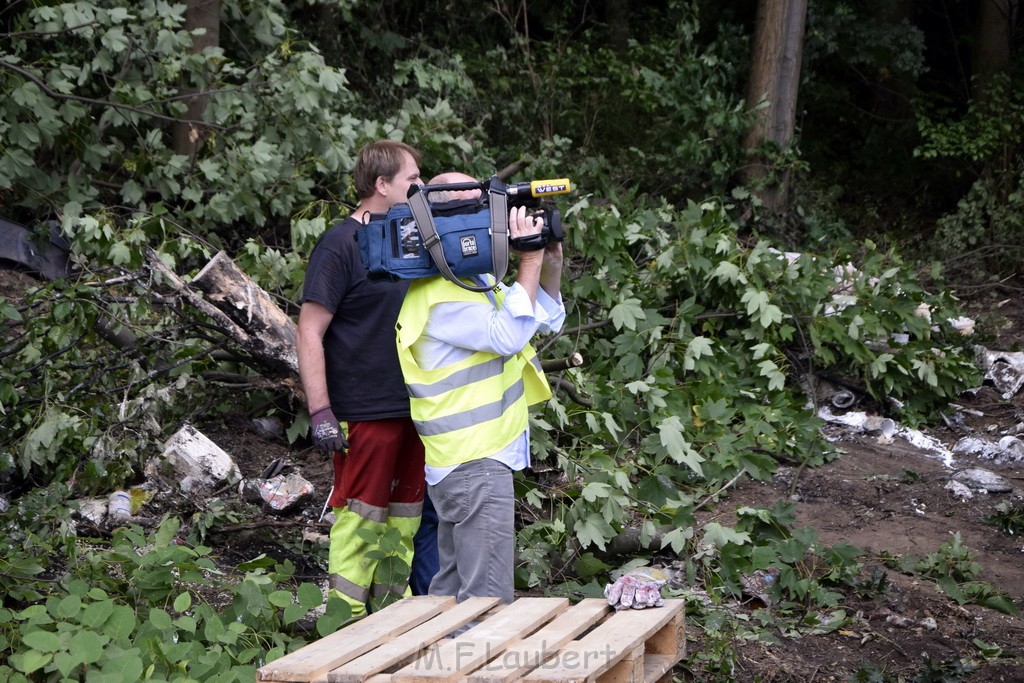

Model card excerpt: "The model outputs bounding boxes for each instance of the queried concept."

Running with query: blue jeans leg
[411,488,439,595]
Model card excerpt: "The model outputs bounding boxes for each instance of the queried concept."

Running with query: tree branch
[0,59,228,131]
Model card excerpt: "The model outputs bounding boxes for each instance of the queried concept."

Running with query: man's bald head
[429,172,481,202]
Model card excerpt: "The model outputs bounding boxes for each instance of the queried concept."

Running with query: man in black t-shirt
[296,139,426,619]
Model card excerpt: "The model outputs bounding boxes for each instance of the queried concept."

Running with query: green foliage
[883,533,1018,616]
[520,195,979,573]
[0,274,215,489]
[0,490,343,681]
[984,501,1024,537]
[914,73,1024,276]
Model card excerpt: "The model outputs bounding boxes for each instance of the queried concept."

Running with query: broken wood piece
[192,250,298,375]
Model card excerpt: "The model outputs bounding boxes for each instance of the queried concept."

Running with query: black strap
[406,187,507,292]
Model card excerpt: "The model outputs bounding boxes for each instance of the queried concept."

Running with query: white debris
[107,490,131,520]
[240,473,314,512]
[974,347,1024,399]
[948,317,975,335]
[944,480,974,500]
[953,435,1024,466]
[75,497,109,524]
[150,424,242,494]
[951,468,1013,493]
[818,406,954,464]
[896,427,956,468]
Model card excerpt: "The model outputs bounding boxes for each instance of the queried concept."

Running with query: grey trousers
[427,458,515,604]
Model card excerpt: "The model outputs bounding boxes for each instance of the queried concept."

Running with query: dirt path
[709,392,1024,682]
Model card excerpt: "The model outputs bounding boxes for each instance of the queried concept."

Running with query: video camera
[357,175,571,291]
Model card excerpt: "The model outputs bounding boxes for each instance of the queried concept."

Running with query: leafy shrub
[520,195,979,576]
[0,490,343,682]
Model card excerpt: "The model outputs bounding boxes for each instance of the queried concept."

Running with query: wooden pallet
[257,595,686,683]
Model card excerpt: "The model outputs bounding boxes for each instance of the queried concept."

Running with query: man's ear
[375,175,388,197]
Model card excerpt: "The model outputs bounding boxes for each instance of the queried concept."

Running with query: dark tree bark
[172,0,221,162]
[973,0,1019,99]
[742,0,808,214]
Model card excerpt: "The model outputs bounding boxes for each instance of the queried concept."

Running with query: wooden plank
[257,596,456,682]
[467,599,611,682]
[598,643,643,683]
[328,597,501,682]
[640,655,676,683]
[642,609,685,660]
[521,600,685,683]
[391,597,570,682]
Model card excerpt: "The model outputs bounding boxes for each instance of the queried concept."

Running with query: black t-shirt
[301,216,411,421]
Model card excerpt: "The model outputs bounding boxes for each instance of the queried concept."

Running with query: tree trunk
[172,0,220,162]
[742,0,808,214]
[973,0,1019,100]
[191,251,298,375]
[146,248,299,380]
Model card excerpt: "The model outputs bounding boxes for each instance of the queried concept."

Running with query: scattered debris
[951,468,1013,494]
[974,346,1024,399]
[830,390,857,409]
[739,566,780,607]
[944,480,975,500]
[952,436,1024,466]
[107,490,131,520]
[75,497,109,525]
[148,424,242,494]
[252,416,285,439]
[240,473,314,513]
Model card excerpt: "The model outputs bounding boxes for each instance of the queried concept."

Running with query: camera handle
[407,183,509,292]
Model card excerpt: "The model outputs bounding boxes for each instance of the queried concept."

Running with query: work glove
[309,406,349,452]
[604,566,668,611]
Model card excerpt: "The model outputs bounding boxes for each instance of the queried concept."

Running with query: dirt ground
[3,264,1024,682]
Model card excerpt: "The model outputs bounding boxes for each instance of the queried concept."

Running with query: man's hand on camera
[509,205,545,259]
[309,406,349,452]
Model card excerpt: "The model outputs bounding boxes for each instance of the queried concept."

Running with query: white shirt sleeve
[413,280,565,370]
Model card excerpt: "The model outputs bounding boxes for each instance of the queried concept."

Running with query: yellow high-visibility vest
[396,276,551,468]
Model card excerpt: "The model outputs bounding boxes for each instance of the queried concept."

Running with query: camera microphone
[506,178,571,199]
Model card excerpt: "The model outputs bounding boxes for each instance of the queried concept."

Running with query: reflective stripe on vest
[396,276,551,468]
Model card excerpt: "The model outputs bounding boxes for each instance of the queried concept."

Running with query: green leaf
[104,605,136,639]
[702,522,751,549]
[283,603,306,625]
[21,630,61,653]
[173,591,192,613]
[316,597,351,636]
[609,298,646,331]
[297,583,323,610]
[54,651,81,678]
[713,261,742,284]
[269,590,293,608]
[54,594,82,619]
[574,513,615,551]
[661,527,694,554]
[148,608,173,630]
[658,416,704,475]
[0,300,22,322]
[80,600,114,629]
[69,629,105,665]
[12,649,51,674]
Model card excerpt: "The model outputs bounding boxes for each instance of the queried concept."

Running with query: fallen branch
[541,352,584,373]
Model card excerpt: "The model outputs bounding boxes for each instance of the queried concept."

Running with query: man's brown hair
[353,139,421,199]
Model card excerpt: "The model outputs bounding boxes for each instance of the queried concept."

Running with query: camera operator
[395,172,566,605]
